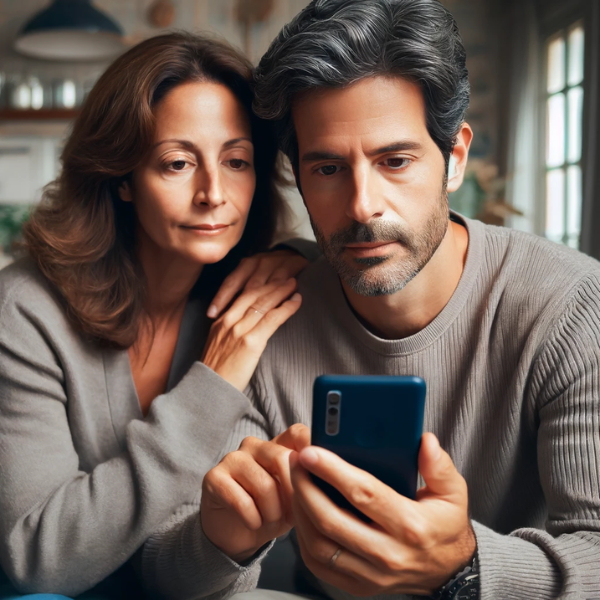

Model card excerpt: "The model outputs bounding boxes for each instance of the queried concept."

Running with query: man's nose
[193,166,225,208]
[346,163,385,223]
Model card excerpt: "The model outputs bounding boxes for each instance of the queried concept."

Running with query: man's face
[293,76,450,297]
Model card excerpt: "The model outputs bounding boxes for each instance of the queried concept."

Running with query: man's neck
[341,220,469,340]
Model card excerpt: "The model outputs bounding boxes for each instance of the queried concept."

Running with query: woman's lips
[181,223,231,235]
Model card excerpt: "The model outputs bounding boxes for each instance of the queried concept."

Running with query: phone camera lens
[328,407,339,416]
[329,395,340,405]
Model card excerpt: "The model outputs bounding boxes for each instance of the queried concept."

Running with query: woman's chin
[186,244,236,266]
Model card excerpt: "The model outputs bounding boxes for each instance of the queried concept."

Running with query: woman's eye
[168,160,188,171]
[385,158,411,170]
[318,165,340,176]
[228,158,249,170]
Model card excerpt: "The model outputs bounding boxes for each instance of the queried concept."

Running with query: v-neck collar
[102,268,220,447]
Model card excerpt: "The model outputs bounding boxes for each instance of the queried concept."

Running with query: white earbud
[448,154,458,179]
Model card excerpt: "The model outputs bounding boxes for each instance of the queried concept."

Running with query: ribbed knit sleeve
[474,275,600,600]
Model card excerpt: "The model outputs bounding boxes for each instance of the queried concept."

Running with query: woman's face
[121,81,256,266]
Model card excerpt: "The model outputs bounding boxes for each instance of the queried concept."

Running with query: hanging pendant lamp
[14,0,125,61]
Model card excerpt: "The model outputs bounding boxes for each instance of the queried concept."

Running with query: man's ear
[446,123,473,194]
[118,180,133,203]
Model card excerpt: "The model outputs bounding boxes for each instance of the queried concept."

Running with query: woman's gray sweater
[0,257,256,597]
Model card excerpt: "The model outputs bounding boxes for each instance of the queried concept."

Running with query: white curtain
[505,0,542,235]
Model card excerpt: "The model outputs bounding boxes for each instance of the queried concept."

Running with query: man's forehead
[291,76,429,149]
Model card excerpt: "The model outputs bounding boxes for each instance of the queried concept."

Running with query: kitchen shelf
[0,109,81,121]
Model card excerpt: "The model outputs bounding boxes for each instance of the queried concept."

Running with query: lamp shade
[15,0,125,61]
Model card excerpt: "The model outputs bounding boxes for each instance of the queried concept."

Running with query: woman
[0,32,315,600]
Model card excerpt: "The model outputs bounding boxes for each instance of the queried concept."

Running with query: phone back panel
[312,375,426,503]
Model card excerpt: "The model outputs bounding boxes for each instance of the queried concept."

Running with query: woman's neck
[136,233,203,323]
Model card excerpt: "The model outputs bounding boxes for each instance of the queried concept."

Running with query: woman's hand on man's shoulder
[202,275,302,392]
[207,250,309,319]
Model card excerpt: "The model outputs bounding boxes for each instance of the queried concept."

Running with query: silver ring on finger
[329,548,343,569]
[250,307,266,315]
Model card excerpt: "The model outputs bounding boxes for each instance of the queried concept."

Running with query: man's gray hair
[254,0,470,170]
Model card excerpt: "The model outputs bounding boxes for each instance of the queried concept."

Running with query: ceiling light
[14,0,125,61]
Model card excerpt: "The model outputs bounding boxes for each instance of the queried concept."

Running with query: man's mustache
[328,221,412,249]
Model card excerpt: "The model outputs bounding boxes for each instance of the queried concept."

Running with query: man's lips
[344,241,395,249]
[344,241,397,257]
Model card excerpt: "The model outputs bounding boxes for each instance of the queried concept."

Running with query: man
[142,1,600,599]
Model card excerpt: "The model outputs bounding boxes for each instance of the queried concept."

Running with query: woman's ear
[118,181,133,203]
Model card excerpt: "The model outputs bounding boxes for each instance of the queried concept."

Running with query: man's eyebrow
[152,137,252,150]
[368,141,424,155]
[302,141,424,162]
[302,151,345,162]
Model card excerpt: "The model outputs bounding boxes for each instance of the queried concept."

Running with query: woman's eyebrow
[222,137,253,148]
[152,139,196,149]
[152,137,252,150]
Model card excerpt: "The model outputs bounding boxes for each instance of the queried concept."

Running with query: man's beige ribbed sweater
[144,216,600,600]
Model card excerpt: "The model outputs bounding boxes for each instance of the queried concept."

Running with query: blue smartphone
[311,375,426,518]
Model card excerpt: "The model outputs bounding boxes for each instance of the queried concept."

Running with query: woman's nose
[193,167,225,208]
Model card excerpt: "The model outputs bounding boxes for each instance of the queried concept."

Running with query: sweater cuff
[271,238,321,263]
[142,508,275,599]
[472,521,562,600]
[199,522,276,574]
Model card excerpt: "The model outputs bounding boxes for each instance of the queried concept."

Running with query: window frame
[536,0,596,251]
[542,22,585,248]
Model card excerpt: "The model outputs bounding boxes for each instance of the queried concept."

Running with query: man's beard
[311,193,450,297]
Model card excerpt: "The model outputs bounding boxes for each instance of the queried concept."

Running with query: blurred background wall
[0,0,598,266]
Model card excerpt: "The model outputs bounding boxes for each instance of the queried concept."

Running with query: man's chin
[333,259,416,297]
[352,255,390,267]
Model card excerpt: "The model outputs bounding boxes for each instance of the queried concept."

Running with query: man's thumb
[418,433,465,499]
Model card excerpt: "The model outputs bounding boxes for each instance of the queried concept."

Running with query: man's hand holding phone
[289,425,477,597]
[200,425,310,563]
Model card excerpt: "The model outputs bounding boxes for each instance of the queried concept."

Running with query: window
[544,23,585,248]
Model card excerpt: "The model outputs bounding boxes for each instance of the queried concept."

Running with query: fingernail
[207,305,217,319]
[431,437,441,461]
[290,293,301,302]
[300,447,319,466]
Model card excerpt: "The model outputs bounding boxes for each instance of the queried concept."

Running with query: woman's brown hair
[23,32,290,349]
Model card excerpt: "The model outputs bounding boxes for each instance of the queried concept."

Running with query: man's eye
[385,158,410,170]
[318,165,340,176]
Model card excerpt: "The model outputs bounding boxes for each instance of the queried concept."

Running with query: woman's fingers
[207,257,259,319]
[203,278,301,391]
[219,279,298,344]
[207,251,308,319]
[240,436,295,519]
[244,294,302,349]
[245,255,288,289]
[205,449,286,529]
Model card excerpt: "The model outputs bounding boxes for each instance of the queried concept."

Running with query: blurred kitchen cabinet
[0,137,61,204]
